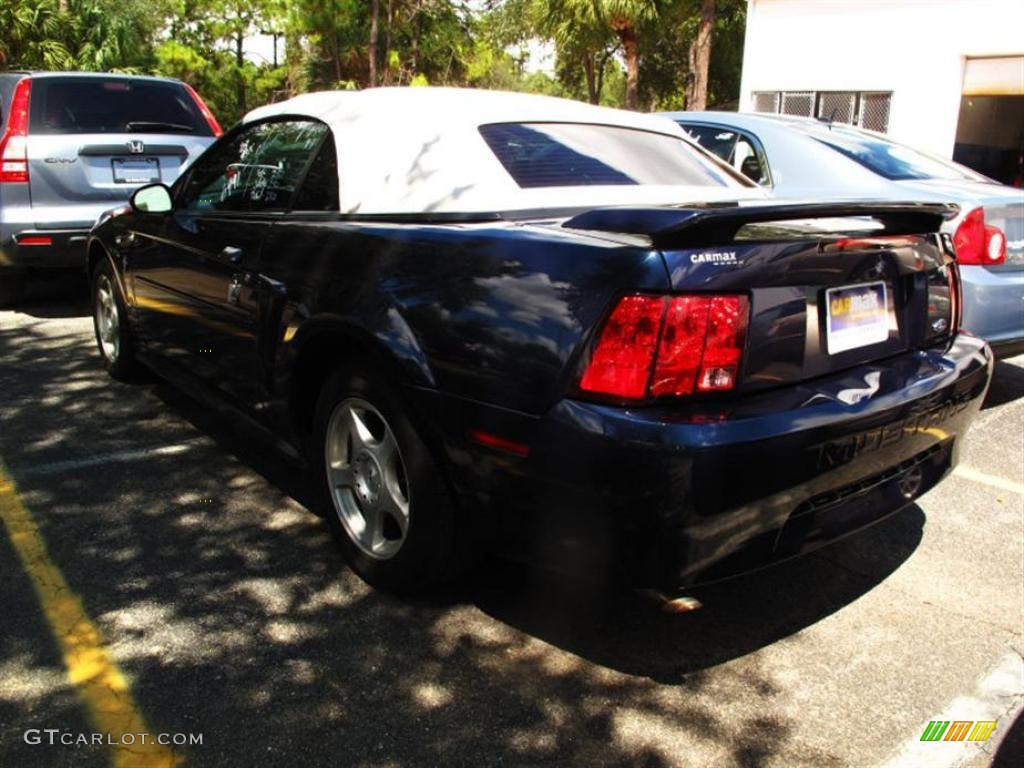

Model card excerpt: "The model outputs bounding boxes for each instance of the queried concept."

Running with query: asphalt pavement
[1,283,1022,768]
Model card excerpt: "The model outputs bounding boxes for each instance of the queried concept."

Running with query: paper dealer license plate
[825,281,889,354]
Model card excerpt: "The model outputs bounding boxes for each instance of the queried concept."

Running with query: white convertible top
[244,88,758,215]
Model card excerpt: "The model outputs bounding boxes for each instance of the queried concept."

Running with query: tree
[369,0,380,85]
[1,0,747,123]
[68,0,171,72]
[603,0,656,110]
[532,0,614,104]
[635,0,744,111]
[533,0,655,110]
[198,0,276,114]
[685,0,714,110]
[0,1,72,70]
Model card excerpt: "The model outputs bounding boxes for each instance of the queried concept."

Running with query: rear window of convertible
[479,122,740,188]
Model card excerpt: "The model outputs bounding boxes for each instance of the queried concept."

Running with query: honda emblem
[127,140,145,154]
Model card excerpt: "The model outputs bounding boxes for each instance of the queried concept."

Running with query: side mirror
[130,183,173,214]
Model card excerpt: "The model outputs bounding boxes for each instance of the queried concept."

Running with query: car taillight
[651,296,707,397]
[17,236,52,246]
[949,262,961,334]
[0,78,32,184]
[579,295,665,400]
[579,293,749,402]
[984,226,1006,263]
[926,262,960,345]
[183,83,223,137]
[953,207,1007,266]
[695,296,748,392]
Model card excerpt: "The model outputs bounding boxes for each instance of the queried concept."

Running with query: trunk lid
[25,76,214,229]
[564,202,958,394]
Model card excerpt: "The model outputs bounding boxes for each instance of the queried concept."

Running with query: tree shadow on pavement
[470,506,923,684]
[5,272,89,319]
[992,707,1024,768]
[0,314,915,768]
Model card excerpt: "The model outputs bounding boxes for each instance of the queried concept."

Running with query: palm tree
[538,0,656,110]
[534,0,615,104]
[603,0,655,110]
[0,0,72,70]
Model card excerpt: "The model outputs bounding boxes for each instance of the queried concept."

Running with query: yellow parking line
[954,464,1024,496]
[0,464,181,768]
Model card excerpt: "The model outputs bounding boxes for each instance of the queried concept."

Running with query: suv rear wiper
[125,121,194,133]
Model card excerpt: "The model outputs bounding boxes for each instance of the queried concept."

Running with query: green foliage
[639,0,746,111]
[0,0,746,126]
[0,1,174,72]
[0,1,73,70]
[69,0,169,72]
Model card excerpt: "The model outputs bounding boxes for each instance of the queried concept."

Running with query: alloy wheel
[324,397,411,560]
[95,274,120,363]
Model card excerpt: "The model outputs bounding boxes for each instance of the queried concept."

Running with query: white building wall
[739,0,1024,157]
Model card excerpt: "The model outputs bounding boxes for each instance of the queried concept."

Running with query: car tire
[0,271,26,308]
[91,259,142,381]
[312,364,460,594]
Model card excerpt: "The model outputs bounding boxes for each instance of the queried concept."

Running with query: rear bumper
[0,229,89,272]
[433,335,993,590]
[960,264,1024,353]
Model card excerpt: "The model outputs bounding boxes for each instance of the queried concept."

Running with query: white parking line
[880,652,1024,768]
[10,438,207,479]
[954,465,1024,496]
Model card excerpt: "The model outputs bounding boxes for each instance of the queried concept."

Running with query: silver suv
[0,72,221,305]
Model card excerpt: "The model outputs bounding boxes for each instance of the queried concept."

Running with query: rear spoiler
[562,201,959,249]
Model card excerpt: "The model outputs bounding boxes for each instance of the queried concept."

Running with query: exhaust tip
[636,589,704,614]
[661,595,703,614]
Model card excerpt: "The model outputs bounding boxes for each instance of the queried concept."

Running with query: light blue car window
[681,125,738,162]
[808,128,986,182]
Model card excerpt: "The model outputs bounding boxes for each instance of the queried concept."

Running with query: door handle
[220,246,244,265]
[227,274,245,305]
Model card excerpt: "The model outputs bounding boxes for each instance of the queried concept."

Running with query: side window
[291,135,339,211]
[682,124,738,163]
[683,123,770,186]
[179,119,329,213]
[732,136,767,185]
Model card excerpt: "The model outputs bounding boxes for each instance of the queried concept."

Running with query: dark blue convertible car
[87,88,992,596]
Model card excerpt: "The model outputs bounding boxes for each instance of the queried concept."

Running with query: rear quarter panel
[262,219,669,414]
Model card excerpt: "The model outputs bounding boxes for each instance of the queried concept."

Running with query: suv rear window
[479,122,741,188]
[29,77,211,136]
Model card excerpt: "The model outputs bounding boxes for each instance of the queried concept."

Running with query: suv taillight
[0,78,32,184]
[953,207,1007,266]
[579,294,749,402]
[183,83,223,137]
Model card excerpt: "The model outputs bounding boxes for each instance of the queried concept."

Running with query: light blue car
[661,111,1024,358]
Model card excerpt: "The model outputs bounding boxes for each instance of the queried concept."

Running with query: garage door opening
[953,56,1024,186]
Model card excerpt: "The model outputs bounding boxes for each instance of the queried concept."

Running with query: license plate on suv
[112,157,160,184]
[825,281,889,354]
